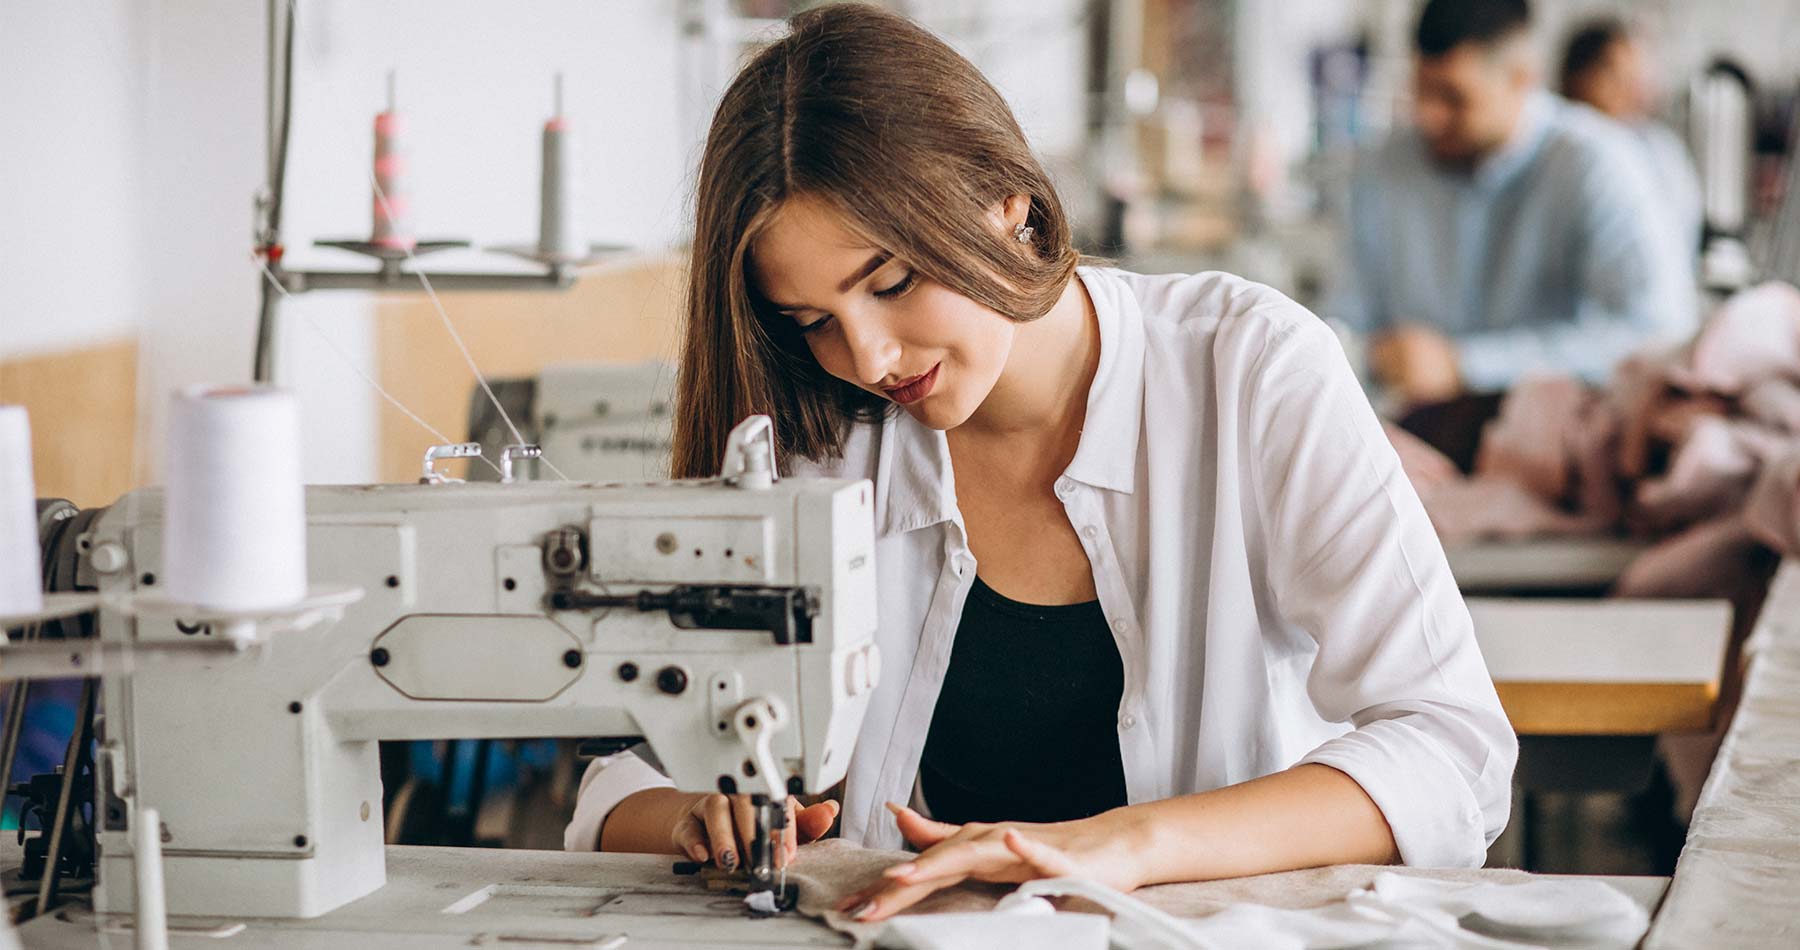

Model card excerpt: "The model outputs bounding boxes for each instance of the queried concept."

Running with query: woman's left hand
[836,803,1149,923]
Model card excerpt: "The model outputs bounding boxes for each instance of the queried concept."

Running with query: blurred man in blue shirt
[1560,18,1702,263]
[1338,0,1695,405]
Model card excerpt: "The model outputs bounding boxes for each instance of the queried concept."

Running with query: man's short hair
[1559,18,1628,95]
[1415,0,1532,58]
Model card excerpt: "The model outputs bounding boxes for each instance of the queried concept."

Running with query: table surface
[1644,560,1800,949]
[8,843,1670,950]
[1445,537,1651,592]
[1469,597,1733,735]
[6,534,1737,946]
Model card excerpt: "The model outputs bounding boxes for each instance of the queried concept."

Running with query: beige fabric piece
[1741,377,1800,433]
[1383,422,1459,492]
[1474,373,1590,502]
[785,839,1534,947]
[1417,477,1599,545]
[1743,447,1800,557]
[1612,516,1763,599]
[1668,282,1800,396]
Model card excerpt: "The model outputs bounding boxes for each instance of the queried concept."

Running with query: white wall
[0,1,151,358]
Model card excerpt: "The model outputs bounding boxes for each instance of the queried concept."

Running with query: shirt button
[1119,713,1137,730]
[1081,525,1098,539]
[1111,618,1129,634]
[1054,478,1073,500]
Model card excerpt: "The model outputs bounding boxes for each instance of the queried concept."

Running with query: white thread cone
[162,386,307,610]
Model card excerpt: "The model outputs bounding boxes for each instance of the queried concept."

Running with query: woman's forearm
[1118,764,1400,886]
[598,787,695,853]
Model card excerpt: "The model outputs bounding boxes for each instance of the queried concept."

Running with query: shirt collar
[1059,266,1145,495]
[872,266,1146,537]
[873,409,958,538]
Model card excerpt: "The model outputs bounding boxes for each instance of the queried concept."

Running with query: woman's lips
[883,363,940,405]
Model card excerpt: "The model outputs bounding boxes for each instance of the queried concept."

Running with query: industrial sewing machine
[50,429,878,921]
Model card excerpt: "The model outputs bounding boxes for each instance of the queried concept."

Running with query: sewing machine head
[78,469,878,918]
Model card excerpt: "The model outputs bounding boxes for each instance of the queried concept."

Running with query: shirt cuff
[1299,717,1497,868]
[562,750,677,852]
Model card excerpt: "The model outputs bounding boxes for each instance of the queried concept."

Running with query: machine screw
[617,662,639,682]
[787,775,804,796]
[140,572,156,586]
[544,527,586,577]
[562,650,582,668]
[370,648,390,667]
[385,575,400,588]
[655,666,688,695]
[288,701,302,714]
[89,541,129,574]
[294,835,308,848]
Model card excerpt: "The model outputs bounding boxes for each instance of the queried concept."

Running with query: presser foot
[669,860,800,916]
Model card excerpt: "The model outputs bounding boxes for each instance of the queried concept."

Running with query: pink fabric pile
[1394,283,1800,596]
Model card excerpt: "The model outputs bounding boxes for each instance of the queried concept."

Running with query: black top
[919,575,1129,825]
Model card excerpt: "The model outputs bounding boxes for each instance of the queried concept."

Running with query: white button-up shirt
[566,267,1517,868]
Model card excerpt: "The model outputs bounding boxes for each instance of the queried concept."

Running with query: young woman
[565,3,1515,922]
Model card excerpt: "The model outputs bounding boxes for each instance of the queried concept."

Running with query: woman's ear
[988,193,1033,234]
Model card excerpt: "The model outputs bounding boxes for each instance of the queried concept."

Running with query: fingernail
[689,844,709,862]
[883,862,915,878]
[721,850,737,869]
[850,900,876,920]
[884,801,904,815]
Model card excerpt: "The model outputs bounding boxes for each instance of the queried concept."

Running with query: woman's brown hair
[671,2,1080,478]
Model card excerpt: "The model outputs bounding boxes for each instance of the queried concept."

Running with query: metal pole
[254,0,294,383]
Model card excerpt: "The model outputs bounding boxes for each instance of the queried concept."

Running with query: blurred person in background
[1335,0,1694,429]
[1560,17,1702,262]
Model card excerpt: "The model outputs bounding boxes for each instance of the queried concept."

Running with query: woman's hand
[835,803,1148,922]
[668,793,840,871]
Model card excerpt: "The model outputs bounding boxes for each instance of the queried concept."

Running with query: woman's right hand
[665,792,841,870]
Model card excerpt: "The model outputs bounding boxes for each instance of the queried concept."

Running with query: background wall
[0,0,1093,502]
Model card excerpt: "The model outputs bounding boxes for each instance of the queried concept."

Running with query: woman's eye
[798,314,835,335]
[873,271,917,300]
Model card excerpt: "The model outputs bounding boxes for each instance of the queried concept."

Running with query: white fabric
[1006,872,1648,950]
[566,267,1516,867]
[873,900,1108,950]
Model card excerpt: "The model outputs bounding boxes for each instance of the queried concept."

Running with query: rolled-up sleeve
[1247,317,1517,867]
[562,748,676,852]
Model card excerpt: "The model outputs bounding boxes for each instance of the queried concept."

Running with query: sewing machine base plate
[16,845,849,949]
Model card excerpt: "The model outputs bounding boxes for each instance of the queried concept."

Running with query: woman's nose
[840,316,901,387]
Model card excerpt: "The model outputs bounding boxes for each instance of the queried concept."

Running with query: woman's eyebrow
[768,251,894,312]
[836,251,892,292]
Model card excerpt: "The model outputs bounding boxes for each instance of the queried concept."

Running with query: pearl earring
[1012,222,1035,243]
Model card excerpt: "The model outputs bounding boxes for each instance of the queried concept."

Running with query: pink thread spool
[370,72,414,251]
[537,73,585,259]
